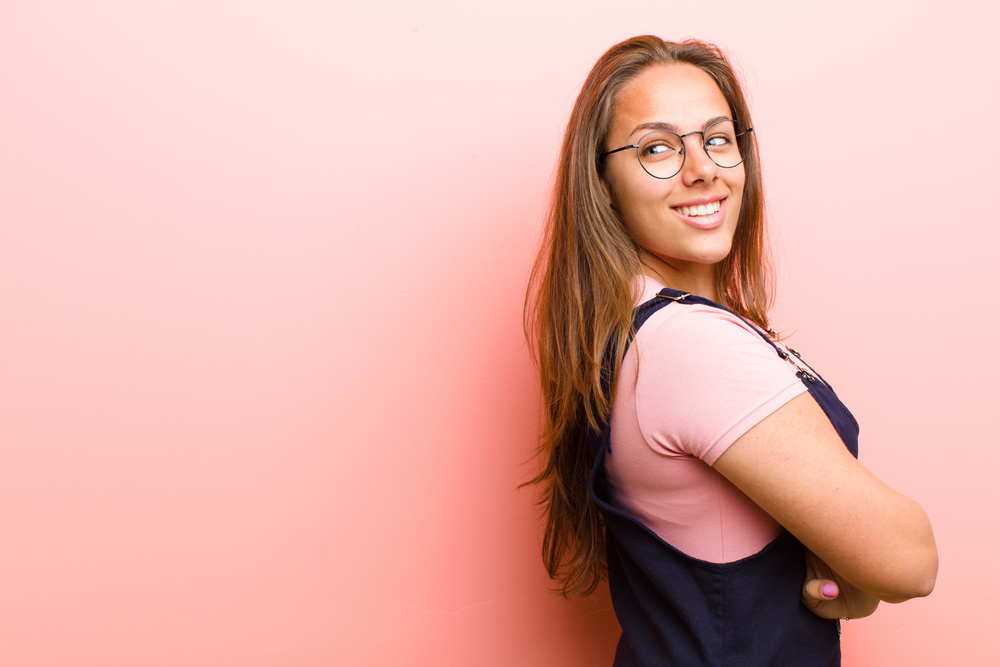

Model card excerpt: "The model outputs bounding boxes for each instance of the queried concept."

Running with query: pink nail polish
[821,583,838,598]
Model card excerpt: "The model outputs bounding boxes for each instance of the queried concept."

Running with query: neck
[639,254,720,302]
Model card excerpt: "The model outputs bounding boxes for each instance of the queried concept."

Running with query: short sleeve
[633,304,808,465]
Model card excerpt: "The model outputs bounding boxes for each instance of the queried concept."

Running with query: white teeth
[678,201,721,217]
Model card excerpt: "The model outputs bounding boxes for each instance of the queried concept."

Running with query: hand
[802,550,880,620]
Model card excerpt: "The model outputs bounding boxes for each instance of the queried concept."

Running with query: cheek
[610,171,664,213]
[727,168,747,212]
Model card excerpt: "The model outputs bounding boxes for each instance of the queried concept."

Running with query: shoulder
[629,302,806,462]
[634,302,768,366]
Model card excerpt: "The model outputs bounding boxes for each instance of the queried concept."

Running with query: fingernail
[821,583,838,598]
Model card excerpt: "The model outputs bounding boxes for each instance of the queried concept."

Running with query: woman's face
[603,63,745,286]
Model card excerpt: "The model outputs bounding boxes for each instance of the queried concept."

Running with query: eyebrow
[629,115,732,139]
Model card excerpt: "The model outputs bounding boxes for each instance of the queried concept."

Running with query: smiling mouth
[675,201,721,217]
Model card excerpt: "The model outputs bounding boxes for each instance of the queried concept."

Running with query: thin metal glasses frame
[602,119,753,180]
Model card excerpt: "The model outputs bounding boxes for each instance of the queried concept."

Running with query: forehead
[612,63,731,137]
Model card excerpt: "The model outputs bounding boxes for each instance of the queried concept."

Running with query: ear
[600,175,615,209]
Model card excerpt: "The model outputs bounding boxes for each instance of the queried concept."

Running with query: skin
[603,63,938,618]
[603,63,745,301]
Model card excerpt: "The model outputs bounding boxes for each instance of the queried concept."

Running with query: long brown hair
[524,36,772,597]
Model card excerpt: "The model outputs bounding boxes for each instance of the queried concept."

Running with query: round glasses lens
[704,119,750,169]
[636,132,685,179]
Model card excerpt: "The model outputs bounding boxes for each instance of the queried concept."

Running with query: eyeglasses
[602,118,753,180]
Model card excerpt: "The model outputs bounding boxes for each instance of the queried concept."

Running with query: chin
[691,245,735,265]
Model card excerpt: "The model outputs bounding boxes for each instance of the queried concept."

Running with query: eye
[705,133,734,148]
[640,137,682,161]
[644,143,672,156]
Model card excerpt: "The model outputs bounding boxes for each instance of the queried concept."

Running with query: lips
[675,201,721,217]
[670,197,727,229]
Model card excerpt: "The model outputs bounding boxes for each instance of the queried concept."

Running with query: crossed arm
[713,392,938,619]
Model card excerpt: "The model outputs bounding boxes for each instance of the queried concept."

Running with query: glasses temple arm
[601,145,637,158]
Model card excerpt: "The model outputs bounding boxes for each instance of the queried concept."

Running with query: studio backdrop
[1,1,997,665]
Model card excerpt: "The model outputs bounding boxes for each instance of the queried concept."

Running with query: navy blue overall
[587,288,860,667]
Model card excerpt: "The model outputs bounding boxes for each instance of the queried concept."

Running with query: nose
[678,131,718,185]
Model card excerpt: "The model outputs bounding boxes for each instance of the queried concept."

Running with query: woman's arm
[713,392,938,602]
[801,550,880,619]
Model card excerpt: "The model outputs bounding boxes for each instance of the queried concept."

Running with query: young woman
[525,36,937,666]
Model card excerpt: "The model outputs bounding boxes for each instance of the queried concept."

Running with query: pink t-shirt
[604,277,807,563]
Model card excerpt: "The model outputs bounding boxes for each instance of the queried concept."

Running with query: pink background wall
[1,1,997,665]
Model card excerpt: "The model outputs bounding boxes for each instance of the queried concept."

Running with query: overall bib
[587,288,860,667]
